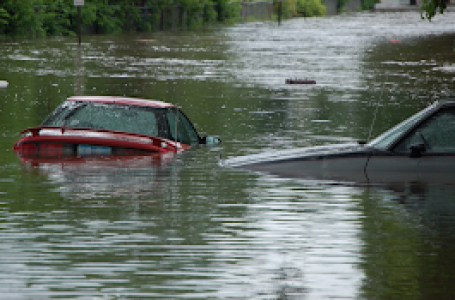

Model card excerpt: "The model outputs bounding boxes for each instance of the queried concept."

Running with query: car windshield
[42,101,200,145]
[368,103,436,149]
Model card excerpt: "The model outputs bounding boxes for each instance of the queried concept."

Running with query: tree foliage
[276,0,326,18]
[359,0,380,11]
[0,8,10,29]
[0,0,44,37]
[297,0,326,16]
[0,0,327,37]
[420,0,450,20]
[0,0,251,37]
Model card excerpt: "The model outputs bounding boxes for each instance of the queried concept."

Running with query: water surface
[1,11,455,299]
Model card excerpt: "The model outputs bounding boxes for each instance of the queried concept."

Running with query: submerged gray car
[225,100,455,184]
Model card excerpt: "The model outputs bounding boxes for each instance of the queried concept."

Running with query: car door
[406,108,455,184]
[370,106,455,184]
[365,149,420,183]
[166,109,200,145]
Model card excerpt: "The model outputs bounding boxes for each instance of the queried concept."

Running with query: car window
[42,101,79,125]
[368,103,436,149]
[43,102,159,137]
[394,108,455,154]
[166,109,200,145]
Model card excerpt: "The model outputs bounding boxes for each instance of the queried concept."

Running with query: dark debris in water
[285,79,316,85]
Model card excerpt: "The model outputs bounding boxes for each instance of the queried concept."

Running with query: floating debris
[136,39,156,43]
[285,79,316,84]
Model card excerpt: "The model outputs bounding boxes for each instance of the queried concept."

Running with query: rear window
[43,101,162,137]
[42,101,201,145]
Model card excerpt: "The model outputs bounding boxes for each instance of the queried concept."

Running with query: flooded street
[1,11,455,298]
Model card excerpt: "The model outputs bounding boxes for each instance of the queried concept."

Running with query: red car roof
[67,96,177,109]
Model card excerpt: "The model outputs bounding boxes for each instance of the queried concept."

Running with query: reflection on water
[3,158,366,299]
[24,154,179,200]
[0,11,455,299]
[359,182,455,299]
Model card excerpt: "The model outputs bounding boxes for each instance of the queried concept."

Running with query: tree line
[0,0,330,37]
[0,0,235,36]
[3,0,443,38]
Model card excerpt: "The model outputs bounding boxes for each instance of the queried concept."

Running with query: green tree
[93,2,121,34]
[360,0,380,10]
[275,0,326,18]
[0,8,10,34]
[0,0,246,37]
[0,0,44,37]
[40,0,97,36]
[41,0,75,36]
[216,0,234,21]
[421,0,450,20]
[296,0,326,16]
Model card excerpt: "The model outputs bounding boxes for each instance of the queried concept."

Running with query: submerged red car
[14,96,220,160]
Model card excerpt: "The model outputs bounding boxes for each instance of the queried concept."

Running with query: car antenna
[367,82,387,143]
[175,106,179,150]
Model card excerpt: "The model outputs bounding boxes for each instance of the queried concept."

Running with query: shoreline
[373,2,455,12]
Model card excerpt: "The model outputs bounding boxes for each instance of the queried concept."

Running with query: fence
[241,2,274,22]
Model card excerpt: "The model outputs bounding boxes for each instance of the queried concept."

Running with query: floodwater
[1,11,455,299]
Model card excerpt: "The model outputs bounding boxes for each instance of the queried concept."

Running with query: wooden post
[269,2,273,20]
[242,1,245,24]
[160,8,165,30]
[74,0,84,44]
[183,10,187,28]
[77,6,81,45]
[172,5,176,30]
[278,0,282,25]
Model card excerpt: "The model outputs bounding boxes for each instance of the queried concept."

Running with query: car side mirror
[201,136,221,146]
[409,143,425,158]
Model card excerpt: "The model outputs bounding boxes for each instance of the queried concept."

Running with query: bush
[216,0,241,22]
[204,4,219,23]
[360,0,379,10]
[276,0,326,18]
[296,0,326,16]
[275,0,297,19]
